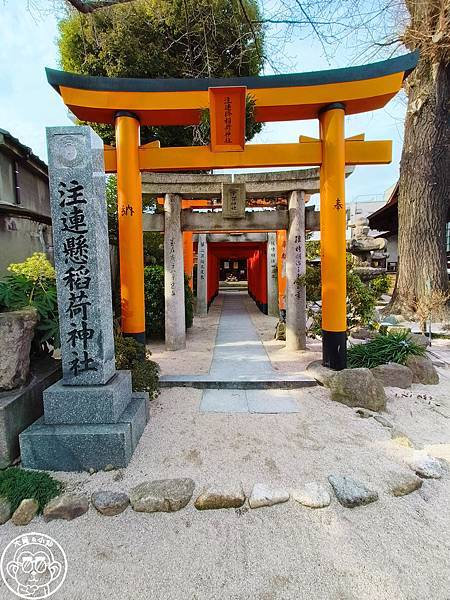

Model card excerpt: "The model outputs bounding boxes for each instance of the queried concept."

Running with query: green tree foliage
[58,0,265,146]
[144,265,193,337]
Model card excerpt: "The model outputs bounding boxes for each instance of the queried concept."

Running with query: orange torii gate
[46,52,417,369]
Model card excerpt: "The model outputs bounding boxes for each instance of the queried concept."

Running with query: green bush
[115,334,160,398]
[144,266,194,337]
[0,468,62,514]
[0,253,59,354]
[369,273,390,298]
[347,331,426,369]
[296,262,380,337]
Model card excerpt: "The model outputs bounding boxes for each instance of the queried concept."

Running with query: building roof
[0,128,48,179]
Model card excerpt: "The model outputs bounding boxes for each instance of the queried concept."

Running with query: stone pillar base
[19,392,149,471]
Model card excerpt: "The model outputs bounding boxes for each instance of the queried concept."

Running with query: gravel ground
[1,295,449,600]
[0,382,449,600]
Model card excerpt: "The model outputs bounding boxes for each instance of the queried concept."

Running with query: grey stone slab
[19,395,148,472]
[123,392,150,450]
[246,390,300,414]
[0,358,61,467]
[43,370,132,425]
[160,375,316,389]
[164,194,186,350]
[47,126,115,385]
[200,389,248,413]
[196,234,208,316]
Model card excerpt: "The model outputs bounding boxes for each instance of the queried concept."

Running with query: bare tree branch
[65,0,136,13]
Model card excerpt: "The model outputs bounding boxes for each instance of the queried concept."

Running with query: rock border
[0,458,444,525]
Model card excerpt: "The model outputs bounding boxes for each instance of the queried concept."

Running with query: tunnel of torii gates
[46,51,417,370]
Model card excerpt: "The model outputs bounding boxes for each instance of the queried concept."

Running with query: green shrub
[369,274,390,298]
[0,253,59,354]
[0,468,62,514]
[144,265,194,337]
[347,331,426,369]
[115,334,160,398]
[296,262,380,337]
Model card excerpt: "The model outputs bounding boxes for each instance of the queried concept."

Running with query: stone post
[196,234,208,316]
[267,233,278,316]
[19,126,148,472]
[164,194,186,350]
[286,190,306,351]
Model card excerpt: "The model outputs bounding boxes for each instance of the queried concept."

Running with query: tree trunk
[389,56,449,315]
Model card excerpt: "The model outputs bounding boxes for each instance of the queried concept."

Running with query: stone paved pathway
[200,292,302,413]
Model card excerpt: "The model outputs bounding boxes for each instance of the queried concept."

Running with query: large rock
[371,362,413,389]
[306,361,337,387]
[194,483,245,510]
[292,482,331,508]
[44,493,89,521]
[405,355,439,385]
[408,454,443,479]
[130,478,195,513]
[349,327,377,340]
[0,308,37,391]
[248,484,289,509]
[91,490,129,516]
[408,333,430,348]
[11,498,38,526]
[328,368,386,411]
[328,475,378,508]
[0,496,12,524]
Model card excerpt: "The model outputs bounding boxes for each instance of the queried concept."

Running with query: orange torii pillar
[319,103,347,369]
[276,229,287,319]
[115,112,145,344]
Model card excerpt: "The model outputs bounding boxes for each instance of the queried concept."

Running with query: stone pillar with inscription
[196,234,208,316]
[164,194,186,351]
[286,190,307,351]
[267,232,278,317]
[20,126,149,472]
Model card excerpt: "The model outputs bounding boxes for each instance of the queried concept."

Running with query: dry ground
[1,298,449,600]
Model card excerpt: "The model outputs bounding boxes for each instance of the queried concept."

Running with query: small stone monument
[20,126,149,471]
[222,183,245,219]
[347,216,388,281]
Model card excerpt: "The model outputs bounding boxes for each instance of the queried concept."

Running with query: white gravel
[0,382,448,599]
[1,298,449,599]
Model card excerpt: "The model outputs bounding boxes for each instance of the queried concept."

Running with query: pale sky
[0,1,408,205]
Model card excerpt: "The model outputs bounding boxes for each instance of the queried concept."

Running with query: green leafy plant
[114,334,160,398]
[0,253,59,354]
[347,331,426,369]
[144,266,194,337]
[369,273,390,298]
[296,260,390,337]
[0,468,62,514]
